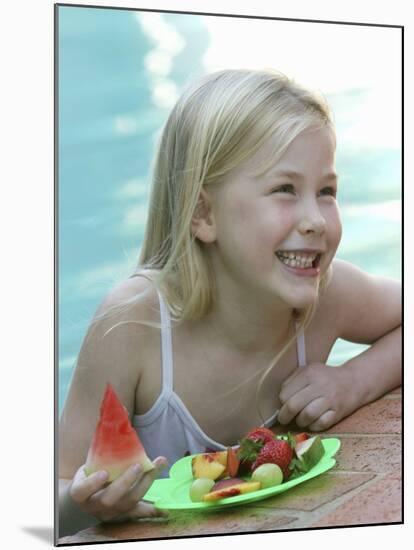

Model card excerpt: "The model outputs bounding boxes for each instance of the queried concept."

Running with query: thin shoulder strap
[295,322,307,368]
[264,322,306,429]
[157,290,174,391]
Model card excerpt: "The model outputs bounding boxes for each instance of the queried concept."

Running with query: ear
[191,188,216,244]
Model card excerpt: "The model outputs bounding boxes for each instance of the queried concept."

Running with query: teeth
[276,251,318,269]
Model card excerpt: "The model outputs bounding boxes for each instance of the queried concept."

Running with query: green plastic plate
[144,437,341,510]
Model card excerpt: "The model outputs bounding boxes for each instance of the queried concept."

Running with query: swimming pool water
[57,7,401,415]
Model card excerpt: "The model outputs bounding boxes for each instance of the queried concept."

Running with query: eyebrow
[271,169,338,182]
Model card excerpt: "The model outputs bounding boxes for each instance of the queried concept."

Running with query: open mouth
[275,251,322,269]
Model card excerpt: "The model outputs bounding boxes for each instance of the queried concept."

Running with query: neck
[199,284,295,357]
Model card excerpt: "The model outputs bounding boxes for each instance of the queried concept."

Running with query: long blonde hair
[110,69,333,420]
[139,69,332,320]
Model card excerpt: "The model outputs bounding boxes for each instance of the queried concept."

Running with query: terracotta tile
[86,515,184,541]
[311,475,402,527]
[255,471,374,511]
[169,507,298,536]
[58,532,120,544]
[274,393,401,436]
[59,517,172,543]
[67,507,298,542]
[334,435,401,474]
[58,390,403,546]
[325,398,401,435]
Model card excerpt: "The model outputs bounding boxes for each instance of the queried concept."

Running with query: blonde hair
[139,69,332,320]
[106,69,333,421]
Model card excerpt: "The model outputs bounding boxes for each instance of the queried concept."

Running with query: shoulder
[78,272,162,378]
[65,272,162,414]
[59,274,162,477]
[321,259,401,344]
[94,271,159,321]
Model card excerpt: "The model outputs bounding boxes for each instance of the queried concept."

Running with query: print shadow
[21,526,54,544]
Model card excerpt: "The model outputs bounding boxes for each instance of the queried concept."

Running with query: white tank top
[132,291,307,477]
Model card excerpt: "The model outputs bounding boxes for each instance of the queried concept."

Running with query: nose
[298,199,326,235]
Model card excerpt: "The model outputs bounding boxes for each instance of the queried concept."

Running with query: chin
[289,296,318,312]
[280,285,320,311]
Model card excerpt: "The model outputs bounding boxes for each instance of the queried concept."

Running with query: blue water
[57,7,401,415]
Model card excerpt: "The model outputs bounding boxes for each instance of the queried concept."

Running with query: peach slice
[218,447,241,479]
[226,447,240,477]
[191,453,227,480]
[212,477,245,491]
[208,450,228,466]
[202,481,261,502]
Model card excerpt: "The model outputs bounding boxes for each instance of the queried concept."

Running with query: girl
[58,69,401,535]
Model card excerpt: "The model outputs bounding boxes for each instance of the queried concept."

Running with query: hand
[69,456,169,523]
[277,363,355,431]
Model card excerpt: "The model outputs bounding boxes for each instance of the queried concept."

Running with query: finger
[126,501,169,520]
[279,372,309,405]
[144,456,168,478]
[309,409,336,431]
[128,457,168,502]
[281,368,301,389]
[99,501,169,524]
[295,397,328,428]
[70,465,109,503]
[130,456,168,493]
[103,465,167,518]
[99,463,144,508]
[153,456,169,473]
[278,385,317,425]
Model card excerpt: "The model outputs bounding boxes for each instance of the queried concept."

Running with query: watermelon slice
[84,383,154,481]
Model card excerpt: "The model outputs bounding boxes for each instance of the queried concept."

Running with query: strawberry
[236,439,262,475]
[252,439,294,480]
[244,427,276,445]
[236,427,276,475]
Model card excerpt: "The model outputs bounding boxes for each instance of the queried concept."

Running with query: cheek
[259,200,295,230]
[261,206,296,247]
[325,205,342,248]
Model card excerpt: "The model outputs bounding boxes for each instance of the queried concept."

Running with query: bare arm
[333,259,401,405]
[58,277,167,537]
[59,290,143,481]
[278,259,401,430]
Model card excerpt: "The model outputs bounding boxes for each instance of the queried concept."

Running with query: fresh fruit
[252,439,294,480]
[244,427,276,445]
[294,433,310,445]
[251,463,283,489]
[220,447,240,478]
[295,436,324,471]
[189,478,215,502]
[237,438,264,474]
[235,448,253,475]
[202,481,261,502]
[207,450,228,467]
[236,427,276,474]
[84,383,154,482]
[212,477,245,491]
[191,452,227,480]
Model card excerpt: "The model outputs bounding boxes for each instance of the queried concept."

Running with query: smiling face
[204,125,342,310]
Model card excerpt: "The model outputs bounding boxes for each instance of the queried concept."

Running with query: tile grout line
[250,470,378,516]
[278,472,394,529]
[251,470,397,529]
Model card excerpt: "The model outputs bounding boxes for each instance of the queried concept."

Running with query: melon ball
[189,478,215,502]
[251,463,283,488]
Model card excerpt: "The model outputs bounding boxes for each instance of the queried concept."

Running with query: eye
[272,184,296,194]
[319,186,337,198]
